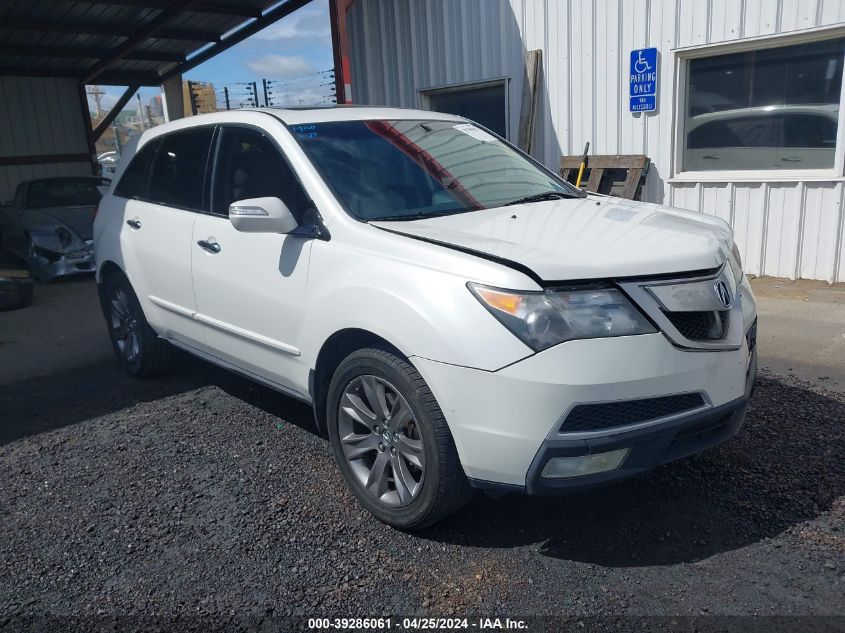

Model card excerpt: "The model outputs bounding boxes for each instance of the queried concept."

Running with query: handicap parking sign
[630,47,658,112]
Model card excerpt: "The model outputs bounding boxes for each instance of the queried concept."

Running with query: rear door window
[782,114,838,148]
[147,127,214,211]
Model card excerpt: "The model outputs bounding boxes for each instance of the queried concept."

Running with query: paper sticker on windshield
[453,123,497,143]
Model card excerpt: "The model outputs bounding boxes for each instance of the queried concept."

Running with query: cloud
[246,54,316,79]
[252,6,330,42]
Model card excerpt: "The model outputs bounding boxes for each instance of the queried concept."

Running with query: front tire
[326,347,474,530]
[102,273,171,377]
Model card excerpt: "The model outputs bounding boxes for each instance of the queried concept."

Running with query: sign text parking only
[629,47,658,112]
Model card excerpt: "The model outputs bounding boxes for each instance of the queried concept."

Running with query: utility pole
[136,93,146,130]
[251,81,258,107]
[87,85,105,116]
[112,121,122,157]
[263,79,270,107]
[224,86,230,111]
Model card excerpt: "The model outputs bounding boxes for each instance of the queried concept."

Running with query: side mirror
[229,196,298,234]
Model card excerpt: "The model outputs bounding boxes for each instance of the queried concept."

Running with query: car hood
[371,196,733,281]
[23,206,95,241]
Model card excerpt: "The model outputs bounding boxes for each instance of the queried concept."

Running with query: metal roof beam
[0,66,162,86]
[72,0,264,18]
[161,0,314,82]
[82,0,204,84]
[0,45,184,63]
[0,18,219,42]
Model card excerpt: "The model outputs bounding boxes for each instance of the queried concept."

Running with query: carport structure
[0,0,315,201]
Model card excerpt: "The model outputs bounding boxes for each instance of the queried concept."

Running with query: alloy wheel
[109,288,141,364]
[338,375,426,507]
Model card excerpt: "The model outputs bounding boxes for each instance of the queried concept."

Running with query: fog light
[541,448,630,479]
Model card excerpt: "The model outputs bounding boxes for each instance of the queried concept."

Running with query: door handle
[197,238,221,254]
[126,218,141,230]
[781,156,802,162]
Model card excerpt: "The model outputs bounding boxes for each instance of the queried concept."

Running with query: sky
[89,0,334,114]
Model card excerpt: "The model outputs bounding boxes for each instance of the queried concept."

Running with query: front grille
[664,310,729,341]
[560,393,707,433]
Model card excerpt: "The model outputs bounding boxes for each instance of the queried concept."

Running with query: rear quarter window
[114,140,158,200]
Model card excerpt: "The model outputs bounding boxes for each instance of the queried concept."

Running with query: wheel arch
[310,328,405,436]
[97,259,125,284]
[97,260,128,319]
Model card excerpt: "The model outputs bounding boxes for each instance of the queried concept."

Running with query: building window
[682,37,844,172]
[422,81,508,139]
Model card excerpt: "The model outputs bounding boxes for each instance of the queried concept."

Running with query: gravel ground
[1,346,844,630]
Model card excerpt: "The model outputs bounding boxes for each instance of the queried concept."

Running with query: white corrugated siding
[347,0,845,282]
[0,76,92,201]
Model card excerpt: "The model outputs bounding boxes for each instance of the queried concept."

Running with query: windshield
[26,178,107,209]
[292,119,578,221]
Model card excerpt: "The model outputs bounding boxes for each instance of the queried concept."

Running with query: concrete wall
[0,76,93,202]
[347,0,845,283]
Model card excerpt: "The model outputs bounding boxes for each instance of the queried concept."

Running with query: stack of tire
[0,268,34,311]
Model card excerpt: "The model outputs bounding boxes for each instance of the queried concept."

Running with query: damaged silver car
[0,176,109,281]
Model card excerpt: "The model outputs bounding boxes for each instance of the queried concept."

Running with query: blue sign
[629,47,658,112]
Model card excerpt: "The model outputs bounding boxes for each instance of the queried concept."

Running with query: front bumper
[523,342,755,495]
[412,320,757,491]
[31,244,95,279]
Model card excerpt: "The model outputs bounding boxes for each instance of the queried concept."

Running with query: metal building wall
[347,0,845,283]
[0,76,92,202]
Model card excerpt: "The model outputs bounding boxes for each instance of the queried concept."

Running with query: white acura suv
[94,107,757,529]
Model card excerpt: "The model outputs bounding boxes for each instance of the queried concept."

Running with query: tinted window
[13,184,26,209]
[683,37,844,170]
[783,114,838,148]
[147,127,214,210]
[211,126,309,219]
[689,116,781,149]
[114,140,157,199]
[26,178,105,209]
[425,84,507,139]
[294,120,571,221]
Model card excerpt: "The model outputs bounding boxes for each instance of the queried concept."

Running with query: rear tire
[102,273,171,377]
[326,347,474,530]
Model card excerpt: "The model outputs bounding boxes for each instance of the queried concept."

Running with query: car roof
[689,103,839,125]
[259,105,465,125]
[137,106,466,141]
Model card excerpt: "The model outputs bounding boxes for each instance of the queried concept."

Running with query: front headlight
[54,227,74,248]
[468,283,657,352]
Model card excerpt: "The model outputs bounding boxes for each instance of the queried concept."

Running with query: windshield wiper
[370,209,469,222]
[504,190,583,206]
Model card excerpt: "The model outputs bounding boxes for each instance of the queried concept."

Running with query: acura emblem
[715,280,731,308]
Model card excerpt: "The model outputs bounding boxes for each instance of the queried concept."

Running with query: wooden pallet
[560,154,650,200]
